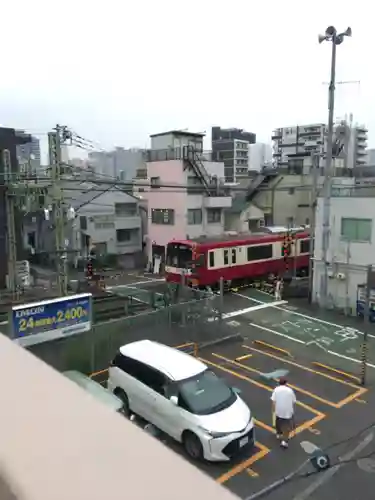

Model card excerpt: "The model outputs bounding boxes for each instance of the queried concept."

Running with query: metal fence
[27,291,233,375]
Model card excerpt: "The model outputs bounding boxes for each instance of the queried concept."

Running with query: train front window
[166,244,192,269]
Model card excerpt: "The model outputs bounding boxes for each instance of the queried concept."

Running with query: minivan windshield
[178,369,236,415]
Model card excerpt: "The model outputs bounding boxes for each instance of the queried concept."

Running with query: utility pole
[319,26,352,308]
[3,148,49,299]
[49,125,70,296]
[361,265,375,386]
[308,152,319,303]
[3,150,17,299]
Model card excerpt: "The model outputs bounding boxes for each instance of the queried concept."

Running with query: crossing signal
[87,260,93,277]
[283,232,294,272]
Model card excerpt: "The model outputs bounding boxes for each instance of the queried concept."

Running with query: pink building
[144,130,232,268]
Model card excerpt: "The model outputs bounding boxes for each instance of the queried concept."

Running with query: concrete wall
[313,195,375,312]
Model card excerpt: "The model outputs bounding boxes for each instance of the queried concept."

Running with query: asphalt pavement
[91,278,375,499]
[221,288,375,384]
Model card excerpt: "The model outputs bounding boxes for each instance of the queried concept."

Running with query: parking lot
[91,336,370,499]
[90,281,375,499]
[171,338,369,498]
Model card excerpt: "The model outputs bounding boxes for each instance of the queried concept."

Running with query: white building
[313,185,375,314]
[89,148,146,180]
[24,183,144,269]
[366,148,375,165]
[272,121,368,173]
[249,143,272,171]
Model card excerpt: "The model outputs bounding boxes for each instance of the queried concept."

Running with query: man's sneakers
[280,440,289,449]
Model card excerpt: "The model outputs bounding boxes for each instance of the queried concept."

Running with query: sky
[1,0,373,158]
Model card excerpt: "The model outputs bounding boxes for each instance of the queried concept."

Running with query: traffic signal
[87,260,93,278]
[282,233,294,272]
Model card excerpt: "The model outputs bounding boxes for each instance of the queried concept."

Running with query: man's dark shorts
[276,416,293,434]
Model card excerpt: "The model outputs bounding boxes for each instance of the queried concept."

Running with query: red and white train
[165,228,310,288]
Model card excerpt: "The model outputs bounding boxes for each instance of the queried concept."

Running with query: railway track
[93,294,150,323]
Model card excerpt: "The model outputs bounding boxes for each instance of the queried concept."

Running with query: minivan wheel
[114,389,130,417]
[183,431,204,461]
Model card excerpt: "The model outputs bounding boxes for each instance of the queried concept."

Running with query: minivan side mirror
[170,395,178,406]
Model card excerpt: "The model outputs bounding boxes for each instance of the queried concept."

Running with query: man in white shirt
[271,376,296,448]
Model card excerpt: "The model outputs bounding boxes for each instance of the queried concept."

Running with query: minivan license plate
[239,436,248,447]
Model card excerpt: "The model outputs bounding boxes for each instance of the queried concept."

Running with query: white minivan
[107,340,255,461]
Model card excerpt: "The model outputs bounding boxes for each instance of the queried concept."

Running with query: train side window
[209,251,215,268]
[300,240,310,253]
[231,248,237,264]
[223,249,229,265]
[247,244,273,261]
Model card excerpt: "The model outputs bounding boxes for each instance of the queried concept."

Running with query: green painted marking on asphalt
[250,306,375,364]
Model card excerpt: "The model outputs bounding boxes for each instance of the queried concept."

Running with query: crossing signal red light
[87,261,93,277]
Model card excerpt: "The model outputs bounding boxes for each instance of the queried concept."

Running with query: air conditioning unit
[336,272,346,280]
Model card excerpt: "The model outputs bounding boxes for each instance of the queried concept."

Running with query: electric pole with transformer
[3,149,49,299]
[48,125,73,296]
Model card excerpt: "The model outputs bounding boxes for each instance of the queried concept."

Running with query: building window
[80,216,87,230]
[150,176,161,188]
[341,218,372,242]
[207,208,221,223]
[187,209,202,225]
[247,245,273,261]
[95,222,115,229]
[151,209,175,225]
[115,203,137,216]
[289,188,295,195]
[116,229,132,242]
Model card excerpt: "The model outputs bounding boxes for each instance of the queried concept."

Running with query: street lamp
[318,26,352,308]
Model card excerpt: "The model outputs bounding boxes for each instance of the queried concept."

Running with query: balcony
[203,196,232,208]
[115,216,141,230]
[271,129,282,139]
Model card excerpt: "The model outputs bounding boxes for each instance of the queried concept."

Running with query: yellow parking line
[89,368,108,379]
[312,361,361,384]
[247,468,259,478]
[235,354,253,361]
[243,345,360,388]
[217,441,270,484]
[199,357,324,422]
[175,342,195,349]
[212,352,339,408]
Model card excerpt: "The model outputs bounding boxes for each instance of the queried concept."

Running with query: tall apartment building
[89,148,146,180]
[16,131,41,176]
[144,130,231,269]
[0,127,31,288]
[272,120,368,174]
[211,126,256,183]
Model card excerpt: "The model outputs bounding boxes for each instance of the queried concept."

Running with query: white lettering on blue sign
[15,306,45,318]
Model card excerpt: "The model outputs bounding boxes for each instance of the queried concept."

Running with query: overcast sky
[1,0,373,157]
